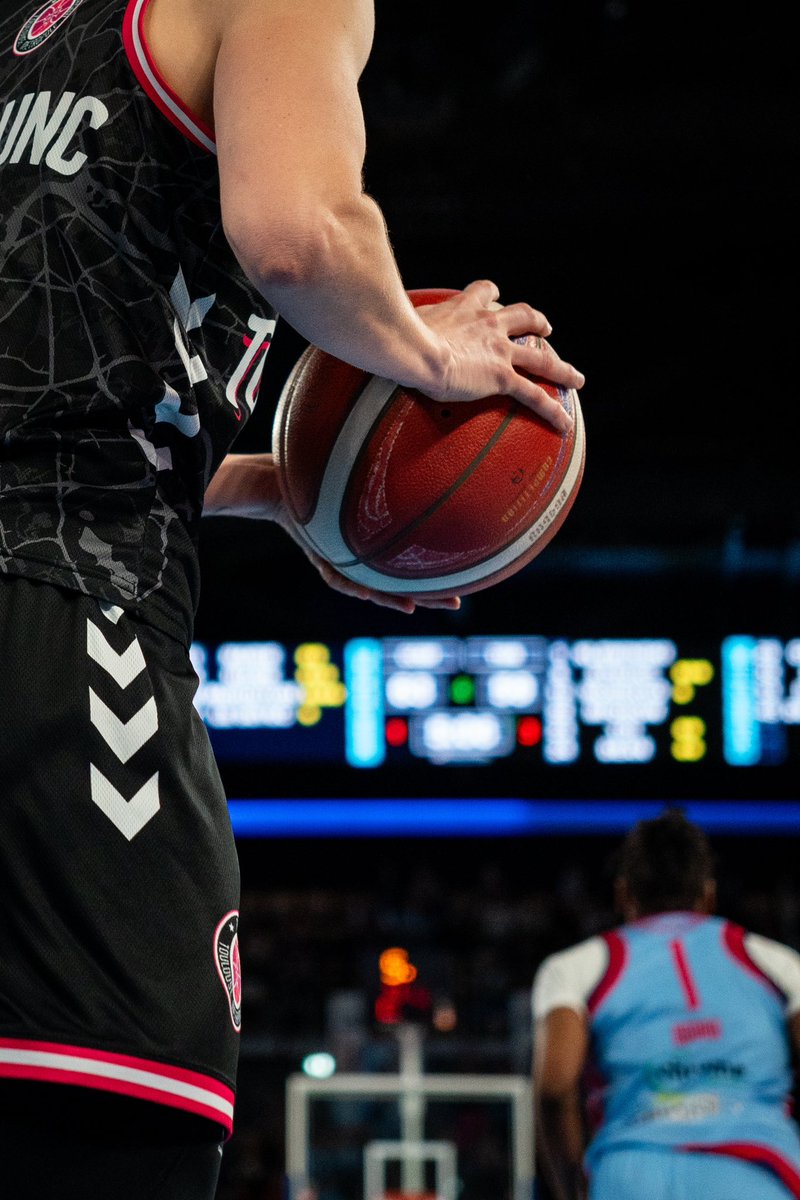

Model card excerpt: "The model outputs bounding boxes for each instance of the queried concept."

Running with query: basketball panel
[346,390,582,578]
[272,346,374,525]
[340,391,516,559]
[331,394,586,597]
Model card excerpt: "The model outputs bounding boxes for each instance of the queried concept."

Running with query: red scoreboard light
[385,717,408,748]
[517,715,542,747]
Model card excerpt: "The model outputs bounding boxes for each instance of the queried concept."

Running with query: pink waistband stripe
[683,1141,800,1199]
[0,1036,234,1135]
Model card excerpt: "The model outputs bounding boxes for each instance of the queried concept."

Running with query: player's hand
[414,278,585,434]
[311,549,461,613]
[207,455,461,612]
[274,500,461,614]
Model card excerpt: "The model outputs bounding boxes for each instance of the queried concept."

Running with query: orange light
[379,946,418,986]
[432,1001,457,1033]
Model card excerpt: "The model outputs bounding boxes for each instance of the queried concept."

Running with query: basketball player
[532,809,800,1200]
[0,0,585,1195]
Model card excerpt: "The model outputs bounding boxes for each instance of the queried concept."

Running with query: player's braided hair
[615,807,716,915]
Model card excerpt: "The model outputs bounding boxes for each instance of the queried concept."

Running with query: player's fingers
[460,278,502,310]
[512,333,585,392]
[415,595,462,611]
[497,299,553,337]
[314,557,417,613]
[510,377,574,433]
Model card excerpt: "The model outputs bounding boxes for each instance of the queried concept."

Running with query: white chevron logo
[99,602,124,625]
[90,765,161,841]
[87,621,147,689]
[89,691,158,763]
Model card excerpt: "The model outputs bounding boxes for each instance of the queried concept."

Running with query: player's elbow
[222,201,340,297]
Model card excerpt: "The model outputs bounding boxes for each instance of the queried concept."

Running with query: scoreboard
[190,633,800,792]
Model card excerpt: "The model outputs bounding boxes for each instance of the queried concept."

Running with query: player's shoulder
[739,927,800,1009]
[532,930,617,1020]
[206,0,374,48]
[535,931,611,980]
[742,928,800,959]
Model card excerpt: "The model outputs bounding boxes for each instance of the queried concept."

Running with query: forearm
[536,1095,588,1200]
[227,194,447,394]
[203,453,281,519]
[211,0,583,432]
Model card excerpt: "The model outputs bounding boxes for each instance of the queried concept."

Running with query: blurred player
[532,809,800,1200]
[0,0,584,1195]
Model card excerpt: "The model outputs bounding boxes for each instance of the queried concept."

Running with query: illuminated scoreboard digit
[190,634,800,773]
[361,636,547,766]
[191,640,347,762]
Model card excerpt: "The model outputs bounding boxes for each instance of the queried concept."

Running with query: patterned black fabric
[0,573,241,1119]
[0,0,275,645]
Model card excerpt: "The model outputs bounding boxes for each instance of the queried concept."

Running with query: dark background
[196,4,800,1197]
[198,0,800,651]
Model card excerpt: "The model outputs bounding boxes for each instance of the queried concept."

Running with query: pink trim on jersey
[670,938,701,1010]
[682,1142,800,1199]
[587,931,628,1015]
[122,0,216,154]
[722,922,787,1002]
[0,1036,234,1137]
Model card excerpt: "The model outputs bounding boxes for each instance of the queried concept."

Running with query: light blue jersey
[534,913,800,1196]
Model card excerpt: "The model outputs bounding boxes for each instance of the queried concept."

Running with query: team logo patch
[214,910,242,1032]
[13,0,85,56]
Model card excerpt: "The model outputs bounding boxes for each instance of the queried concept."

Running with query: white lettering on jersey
[225,314,276,415]
[169,266,214,389]
[0,90,109,175]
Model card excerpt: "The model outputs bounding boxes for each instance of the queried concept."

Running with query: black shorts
[0,575,241,1138]
[0,1081,224,1200]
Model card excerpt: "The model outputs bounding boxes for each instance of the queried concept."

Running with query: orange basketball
[271,288,586,599]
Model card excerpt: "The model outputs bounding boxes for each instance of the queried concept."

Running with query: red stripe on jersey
[722,922,787,1002]
[682,1142,800,1199]
[587,931,628,1015]
[123,0,216,154]
[670,938,701,1010]
[0,1037,234,1137]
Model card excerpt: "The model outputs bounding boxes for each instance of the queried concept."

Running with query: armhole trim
[123,0,216,155]
[587,930,628,1016]
[722,921,787,1003]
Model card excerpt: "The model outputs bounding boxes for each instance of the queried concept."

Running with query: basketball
[271,288,586,599]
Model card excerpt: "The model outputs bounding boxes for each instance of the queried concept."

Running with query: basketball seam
[273,345,376,532]
[287,373,401,563]
[338,396,585,593]
[337,408,517,570]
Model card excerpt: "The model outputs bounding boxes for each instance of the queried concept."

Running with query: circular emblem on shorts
[214,910,242,1032]
[13,0,84,56]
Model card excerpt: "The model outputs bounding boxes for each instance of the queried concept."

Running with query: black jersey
[0,0,275,646]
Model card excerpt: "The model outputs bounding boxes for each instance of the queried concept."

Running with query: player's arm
[203,452,459,612]
[741,932,800,1115]
[531,940,608,1200]
[212,0,583,430]
[533,1006,590,1200]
